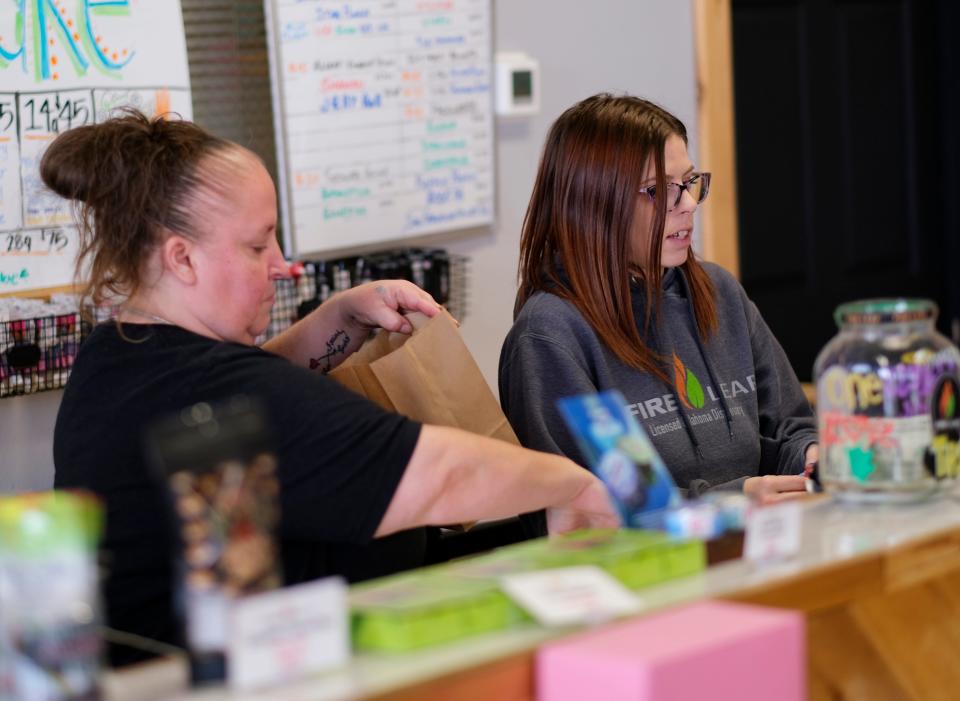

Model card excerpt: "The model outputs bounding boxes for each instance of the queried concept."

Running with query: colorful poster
[0,0,191,294]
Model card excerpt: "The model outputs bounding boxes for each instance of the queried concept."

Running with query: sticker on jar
[925,374,960,479]
[884,351,960,416]
[820,412,933,484]
[817,366,884,414]
[819,354,960,418]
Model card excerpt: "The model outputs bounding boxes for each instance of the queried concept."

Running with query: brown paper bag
[329,310,519,445]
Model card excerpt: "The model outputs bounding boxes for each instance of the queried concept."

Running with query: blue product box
[558,390,681,528]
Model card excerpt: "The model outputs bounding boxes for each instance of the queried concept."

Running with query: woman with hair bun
[47,112,618,666]
[499,94,817,527]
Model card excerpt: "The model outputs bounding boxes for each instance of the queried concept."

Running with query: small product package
[143,396,282,686]
[558,390,681,528]
[350,568,520,653]
[0,490,103,701]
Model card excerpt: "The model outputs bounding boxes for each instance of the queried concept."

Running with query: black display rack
[0,312,87,398]
[261,248,469,342]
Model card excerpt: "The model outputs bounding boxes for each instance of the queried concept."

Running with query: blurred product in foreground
[144,396,281,687]
[0,491,103,701]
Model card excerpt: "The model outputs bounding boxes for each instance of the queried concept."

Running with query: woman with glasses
[499,94,817,521]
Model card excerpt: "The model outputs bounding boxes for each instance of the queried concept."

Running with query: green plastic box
[350,568,521,653]
[350,528,706,653]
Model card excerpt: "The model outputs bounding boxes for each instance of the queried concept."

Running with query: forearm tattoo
[309,329,351,374]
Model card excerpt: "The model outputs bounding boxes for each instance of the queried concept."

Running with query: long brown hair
[516,94,717,382]
[40,110,242,307]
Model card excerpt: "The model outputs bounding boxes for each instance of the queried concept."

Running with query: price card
[0,92,21,233]
[744,500,803,563]
[500,566,641,627]
[17,90,93,229]
[228,576,350,692]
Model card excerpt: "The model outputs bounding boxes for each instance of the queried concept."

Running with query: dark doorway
[730,0,960,381]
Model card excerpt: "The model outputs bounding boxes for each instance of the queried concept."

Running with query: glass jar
[814,299,960,501]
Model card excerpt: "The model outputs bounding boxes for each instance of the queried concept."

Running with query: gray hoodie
[499,263,816,497]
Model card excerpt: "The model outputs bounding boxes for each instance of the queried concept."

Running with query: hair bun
[40,112,155,203]
[39,123,100,203]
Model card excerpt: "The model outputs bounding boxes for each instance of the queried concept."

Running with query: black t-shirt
[54,323,423,666]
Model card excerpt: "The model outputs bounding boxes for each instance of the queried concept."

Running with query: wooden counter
[105,491,960,701]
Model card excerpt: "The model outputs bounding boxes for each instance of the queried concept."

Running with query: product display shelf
[104,487,960,701]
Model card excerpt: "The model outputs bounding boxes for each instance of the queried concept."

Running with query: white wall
[0,0,699,493]
[0,390,60,492]
[451,0,699,389]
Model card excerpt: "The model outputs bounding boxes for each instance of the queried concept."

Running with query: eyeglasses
[638,172,711,211]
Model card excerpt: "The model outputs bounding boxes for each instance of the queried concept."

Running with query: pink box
[537,600,805,701]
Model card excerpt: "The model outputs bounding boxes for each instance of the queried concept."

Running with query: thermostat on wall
[495,52,540,117]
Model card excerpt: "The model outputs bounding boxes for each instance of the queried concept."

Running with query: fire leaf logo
[672,352,705,409]
[939,380,956,419]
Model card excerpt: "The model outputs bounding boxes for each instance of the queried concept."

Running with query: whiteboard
[0,0,191,295]
[265,0,495,256]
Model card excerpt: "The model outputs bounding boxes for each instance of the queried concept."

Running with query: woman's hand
[803,443,819,476]
[336,280,443,335]
[546,475,621,534]
[264,280,442,372]
[743,474,810,504]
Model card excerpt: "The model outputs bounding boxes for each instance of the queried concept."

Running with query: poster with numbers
[265,0,495,256]
[0,0,191,294]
